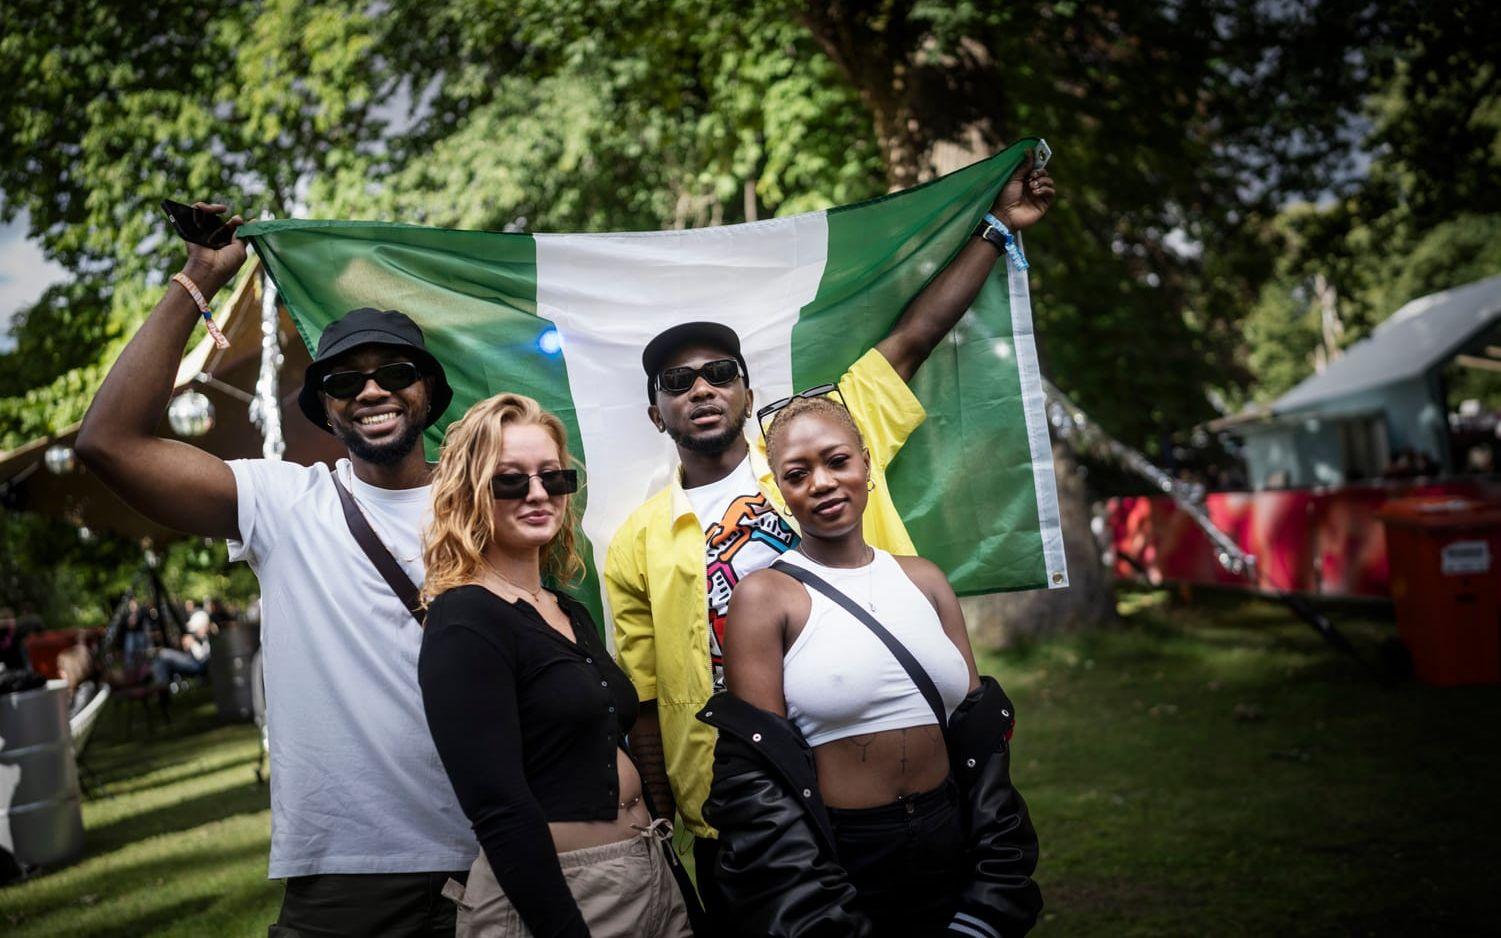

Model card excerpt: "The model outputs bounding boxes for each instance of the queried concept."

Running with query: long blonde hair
[423,393,585,601]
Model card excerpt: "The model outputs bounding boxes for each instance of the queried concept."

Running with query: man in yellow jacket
[605,158,1055,922]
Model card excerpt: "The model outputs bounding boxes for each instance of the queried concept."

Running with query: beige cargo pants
[443,818,693,938]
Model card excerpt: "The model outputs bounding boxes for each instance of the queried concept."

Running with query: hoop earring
[866,478,875,492]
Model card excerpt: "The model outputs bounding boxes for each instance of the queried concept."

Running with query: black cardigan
[420,585,639,938]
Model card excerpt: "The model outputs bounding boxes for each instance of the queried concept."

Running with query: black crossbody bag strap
[330,469,426,626]
[771,560,946,731]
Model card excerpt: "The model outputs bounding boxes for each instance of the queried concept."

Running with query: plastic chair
[68,682,112,797]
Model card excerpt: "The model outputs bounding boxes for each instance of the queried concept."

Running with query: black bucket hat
[297,308,453,432]
[641,321,749,403]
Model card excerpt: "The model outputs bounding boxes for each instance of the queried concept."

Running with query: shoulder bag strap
[771,559,946,731]
[330,468,426,626]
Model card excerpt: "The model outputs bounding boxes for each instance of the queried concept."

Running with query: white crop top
[780,548,970,748]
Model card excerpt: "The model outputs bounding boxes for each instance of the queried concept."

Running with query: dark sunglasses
[490,469,580,500]
[656,358,742,395]
[321,361,422,399]
[756,384,846,437]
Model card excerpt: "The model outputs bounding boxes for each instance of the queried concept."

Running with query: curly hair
[764,395,867,469]
[422,393,584,602]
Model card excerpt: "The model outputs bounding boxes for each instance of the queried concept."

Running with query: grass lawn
[3,588,1498,936]
[1007,589,1501,936]
[1,689,278,936]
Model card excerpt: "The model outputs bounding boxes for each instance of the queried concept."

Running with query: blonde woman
[419,392,694,938]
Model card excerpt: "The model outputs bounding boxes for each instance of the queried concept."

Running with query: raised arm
[75,203,247,540]
[875,152,1056,382]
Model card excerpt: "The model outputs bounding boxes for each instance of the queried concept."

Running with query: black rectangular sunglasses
[321,362,422,399]
[656,358,741,395]
[490,469,580,500]
[755,383,845,437]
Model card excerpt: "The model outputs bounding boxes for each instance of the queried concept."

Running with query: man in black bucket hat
[78,203,477,937]
[297,306,454,465]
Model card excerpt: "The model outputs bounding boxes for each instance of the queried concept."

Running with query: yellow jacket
[604,349,924,837]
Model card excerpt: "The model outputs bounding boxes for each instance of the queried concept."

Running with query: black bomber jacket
[696,676,1043,937]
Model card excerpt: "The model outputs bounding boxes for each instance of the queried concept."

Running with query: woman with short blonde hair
[701,392,1041,936]
[419,392,693,938]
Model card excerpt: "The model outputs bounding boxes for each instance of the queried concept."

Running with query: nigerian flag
[239,139,1066,626]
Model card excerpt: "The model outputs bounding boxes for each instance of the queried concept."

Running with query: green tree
[2,0,1397,448]
[1242,2,1501,404]
[2,0,1464,624]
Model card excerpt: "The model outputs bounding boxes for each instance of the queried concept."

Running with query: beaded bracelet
[171,272,230,349]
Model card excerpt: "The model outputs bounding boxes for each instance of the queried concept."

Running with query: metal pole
[1044,379,1390,678]
[1042,378,1255,577]
[251,255,285,460]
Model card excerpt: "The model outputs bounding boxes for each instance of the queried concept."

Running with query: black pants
[828,779,965,937]
[269,870,467,938]
[692,836,732,930]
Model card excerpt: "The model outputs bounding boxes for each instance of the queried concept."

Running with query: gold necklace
[485,562,547,605]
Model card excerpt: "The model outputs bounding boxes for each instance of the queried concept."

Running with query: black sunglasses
[321,362,422,399]
[755,384,845,437]
[657,358,742,395]
[490,469,580,500]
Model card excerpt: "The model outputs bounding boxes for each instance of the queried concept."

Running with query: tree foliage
[1,1,1494,615]
[1240,2,1501,403]
[2,0,1403,449]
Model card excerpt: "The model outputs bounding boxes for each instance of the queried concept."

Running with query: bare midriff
[813,724,949,809]
[548,754,653,853]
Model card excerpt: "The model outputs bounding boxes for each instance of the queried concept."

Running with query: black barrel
[208,623,261,722]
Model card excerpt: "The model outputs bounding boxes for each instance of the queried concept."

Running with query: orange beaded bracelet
[171,272,230,349]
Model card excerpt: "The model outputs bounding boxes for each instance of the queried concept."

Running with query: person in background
[419,393,692,938]
[120,597,153,668]
[0,607,28,672]
[208,598,235,630]
[151,608,212,689]
[57,636,102,719]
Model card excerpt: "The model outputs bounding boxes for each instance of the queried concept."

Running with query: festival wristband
[982,211,1029,272]
[171,272,230,349]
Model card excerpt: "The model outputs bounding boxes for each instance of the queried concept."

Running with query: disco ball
[44,444,77,475]
[168,390,216,438]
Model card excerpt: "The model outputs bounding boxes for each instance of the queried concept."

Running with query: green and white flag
[241,140,1066,624]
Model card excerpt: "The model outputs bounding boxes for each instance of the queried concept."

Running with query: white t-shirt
[682,457,800,691]
[228,458,477,878]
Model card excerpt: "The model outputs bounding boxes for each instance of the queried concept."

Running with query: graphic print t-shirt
[683,457,800,690]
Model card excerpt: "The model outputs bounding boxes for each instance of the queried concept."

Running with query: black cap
[297,308,454,432]
[641,321,749,402]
